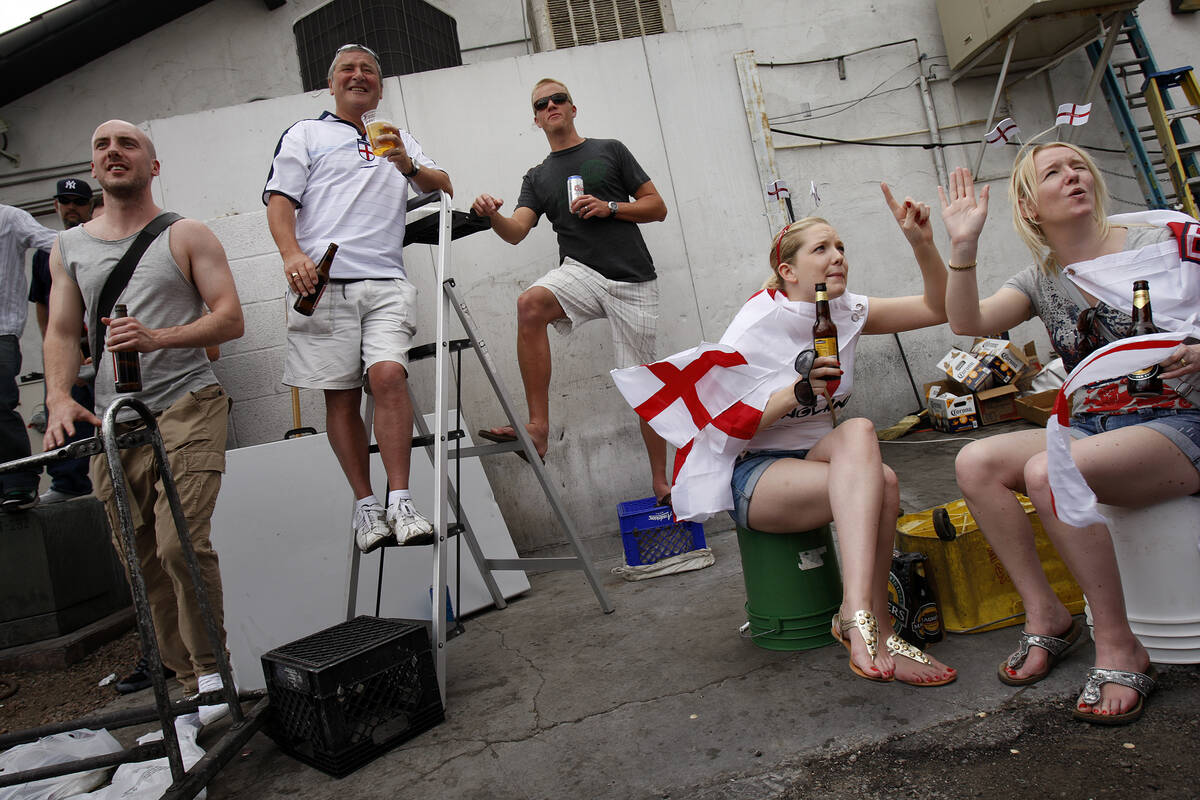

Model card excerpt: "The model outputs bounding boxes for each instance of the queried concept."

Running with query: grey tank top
[58,223,218,418]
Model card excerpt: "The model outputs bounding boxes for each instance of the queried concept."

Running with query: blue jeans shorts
[1070,407,1200,473]
[729,448,810,528]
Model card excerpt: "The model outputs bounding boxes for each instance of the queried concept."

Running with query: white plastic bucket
[1085,496,1200,664]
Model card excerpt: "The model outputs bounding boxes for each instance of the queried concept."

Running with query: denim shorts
[1070,407,1200,471]
[729,448,810,528]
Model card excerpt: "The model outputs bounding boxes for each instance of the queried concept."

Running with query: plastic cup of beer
[361,109,398,156]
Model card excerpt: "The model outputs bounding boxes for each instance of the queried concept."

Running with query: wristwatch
[608,201,619,217]
[401,160,421,178]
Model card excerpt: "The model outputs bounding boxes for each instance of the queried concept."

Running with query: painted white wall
[2,1,1197,555]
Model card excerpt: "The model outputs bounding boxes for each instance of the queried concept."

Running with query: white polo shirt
[263,111,442,280]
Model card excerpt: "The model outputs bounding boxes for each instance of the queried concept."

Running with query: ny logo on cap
[64,180,77,189]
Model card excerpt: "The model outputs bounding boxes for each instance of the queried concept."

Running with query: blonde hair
[763,217,832,290]
[1009,139,1111,273]
[531,78,571,108]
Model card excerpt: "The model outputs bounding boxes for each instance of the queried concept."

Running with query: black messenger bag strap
[90,211,183,364]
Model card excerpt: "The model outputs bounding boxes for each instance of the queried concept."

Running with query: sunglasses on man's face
[57,197,90,207]
[533,92,571,112]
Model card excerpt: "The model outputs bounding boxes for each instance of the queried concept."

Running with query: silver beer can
[567,175,584,212]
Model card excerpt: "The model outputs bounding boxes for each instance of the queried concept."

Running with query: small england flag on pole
[984,118,1021,147]
[1055,102,1092,127]
[766,179,790,200]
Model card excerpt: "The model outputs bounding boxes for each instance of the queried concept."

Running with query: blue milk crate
[616,497,707,566]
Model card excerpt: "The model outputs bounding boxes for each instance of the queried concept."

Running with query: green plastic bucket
[736,524,842,651]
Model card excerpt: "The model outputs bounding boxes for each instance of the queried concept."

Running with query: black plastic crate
[262,616,443,777]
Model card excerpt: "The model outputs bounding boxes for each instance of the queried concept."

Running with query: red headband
[773,223,793,268]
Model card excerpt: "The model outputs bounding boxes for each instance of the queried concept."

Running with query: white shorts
[283,278,417,390]
[531,257,659,369]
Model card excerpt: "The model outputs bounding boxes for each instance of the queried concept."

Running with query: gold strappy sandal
[831,610,892,682]
[886,635,957,687]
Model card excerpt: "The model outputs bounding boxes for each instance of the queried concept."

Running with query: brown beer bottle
[292,242,338,316]
[111,304,142,393]
[1126,279,1162,397]
[812,283,840,396]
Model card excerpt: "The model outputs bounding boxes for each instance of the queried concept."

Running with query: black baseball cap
[55,178,93,201]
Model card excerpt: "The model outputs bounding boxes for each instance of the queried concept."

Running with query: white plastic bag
[611,547,715,581]
[0,728,122,800]
[77,718,206,800]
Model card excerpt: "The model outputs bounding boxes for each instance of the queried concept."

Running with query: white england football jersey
[263,111,442,280]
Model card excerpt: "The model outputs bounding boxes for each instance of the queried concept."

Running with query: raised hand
[938,167,989,246]
[881,182,934,248]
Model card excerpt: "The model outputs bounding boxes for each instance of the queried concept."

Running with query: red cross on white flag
[985,118,1021,147]
[1055,102,1092,127]
[766,179,790,200]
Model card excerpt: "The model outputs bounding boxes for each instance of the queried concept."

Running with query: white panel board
[210,422,528,690]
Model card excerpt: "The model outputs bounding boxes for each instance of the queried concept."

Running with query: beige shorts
[283,278,417,390]
[531,258,659,369]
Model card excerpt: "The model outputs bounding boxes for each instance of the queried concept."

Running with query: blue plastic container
[616,496,706,566]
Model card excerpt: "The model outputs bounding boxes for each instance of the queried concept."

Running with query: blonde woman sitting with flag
[941,142,1200,725]
[613,186,957,686]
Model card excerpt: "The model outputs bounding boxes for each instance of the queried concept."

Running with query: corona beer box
[937,347,993,392]
[927,387,979,432]
[925,380,1018,427]
[971,338,1030,385]
[896,496,1084,633]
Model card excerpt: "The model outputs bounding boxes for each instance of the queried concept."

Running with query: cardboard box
[928,390,979,432]
[1015,342,1043,392]
[937,348,993,391]
[925,381,1018,427]
[975,384,1020,425]
[971,338,1029,385]
[1015,389,1058,427]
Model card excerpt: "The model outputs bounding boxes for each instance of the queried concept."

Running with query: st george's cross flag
[611,343,775,520]
[985,118,1021,147]
[1055,102,1092,127]
[613,288,868,521]
[1046,210,1200,527]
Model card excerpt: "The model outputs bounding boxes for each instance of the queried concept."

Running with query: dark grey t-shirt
[516,138,655,282]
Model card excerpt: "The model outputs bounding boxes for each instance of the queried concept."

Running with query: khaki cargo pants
[91,384,230,693]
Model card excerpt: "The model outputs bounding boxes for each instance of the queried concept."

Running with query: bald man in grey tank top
[43,120,244,728]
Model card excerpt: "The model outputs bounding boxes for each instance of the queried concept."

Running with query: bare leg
[751,418,895,678]
[639,417,671,502]
[325,387,373,499]
[489,287,566,459]
[956,429,1073,680]
[1024,424,1199,717]
[870,464,955,684]
[367,361,414,491]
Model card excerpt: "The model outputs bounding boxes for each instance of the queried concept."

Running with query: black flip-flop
[476,429,543,464]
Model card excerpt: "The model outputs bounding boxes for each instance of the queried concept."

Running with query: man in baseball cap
[27,177,96,504]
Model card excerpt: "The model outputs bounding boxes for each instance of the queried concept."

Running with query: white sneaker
[193,672,231,728]
[354,502,390,553]
[386,500,434,546]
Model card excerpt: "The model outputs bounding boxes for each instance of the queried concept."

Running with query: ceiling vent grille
[540,0,670,50]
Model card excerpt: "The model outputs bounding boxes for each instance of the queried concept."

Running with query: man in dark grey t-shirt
[471,79,671,505]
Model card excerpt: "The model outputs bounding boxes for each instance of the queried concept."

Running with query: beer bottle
[111,304,142,393]
[292,242,338,316]
[812,282,840,396]
[1126,279,1162,397]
